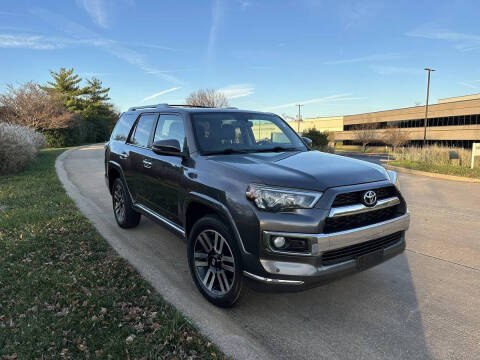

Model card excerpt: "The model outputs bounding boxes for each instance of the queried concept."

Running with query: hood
[209,150,389,191]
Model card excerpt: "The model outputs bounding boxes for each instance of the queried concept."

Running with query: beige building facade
[287,116,344,133]
[300,95,480,147]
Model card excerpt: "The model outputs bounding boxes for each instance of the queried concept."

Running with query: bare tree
[185,88,230,108]
[382,126,409,152]
[0,82,78,130]
[281,113,296,121]
[353,123,377,152]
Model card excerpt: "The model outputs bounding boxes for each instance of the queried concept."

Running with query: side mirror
[152,139,183,155]
[302,137,313,147]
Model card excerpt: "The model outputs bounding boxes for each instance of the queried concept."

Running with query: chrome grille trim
[328,196,400,218]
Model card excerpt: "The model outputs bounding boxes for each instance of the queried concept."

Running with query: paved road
[336,151,391,165]
[57,145,480,360]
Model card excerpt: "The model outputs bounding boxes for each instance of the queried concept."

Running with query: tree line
[0,68,118,147]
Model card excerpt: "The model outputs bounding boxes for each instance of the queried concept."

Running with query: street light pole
[423,68,435,146]
[296,104,304,133]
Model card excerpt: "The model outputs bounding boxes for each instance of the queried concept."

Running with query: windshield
[191,112,307,155]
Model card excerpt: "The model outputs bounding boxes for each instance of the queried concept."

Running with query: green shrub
[42,119,111,147]
[302,128,329,148]
[42,128,79,147]
[0,123,45,175]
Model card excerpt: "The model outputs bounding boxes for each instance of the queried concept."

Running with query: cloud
[339,0,384,31]
[264,94,365,111]
[237,0,251,10]
[76,0,109,28]
[27,8,183,85]
[207,0,223,67]
[370,65,422,75]
[0,34,63,49]
[458,80,480,90]
[217,84,254,99]
[142,87,182,103]
[324,53,404,65]
[406,27,480,52]
[80,72,111,77]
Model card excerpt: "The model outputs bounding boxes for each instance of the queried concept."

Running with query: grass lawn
[388,159,480,179]
[0,149,225,359]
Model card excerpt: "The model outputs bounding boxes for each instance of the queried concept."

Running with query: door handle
[143,159,152,168]
[119,152,128,160]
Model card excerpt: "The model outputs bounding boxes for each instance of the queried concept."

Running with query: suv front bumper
[243,212,410,290]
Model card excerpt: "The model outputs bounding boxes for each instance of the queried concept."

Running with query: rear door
[123,113,158,204]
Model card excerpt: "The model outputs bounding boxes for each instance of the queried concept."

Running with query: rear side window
[110,113,137,141]
[129,113,157,147]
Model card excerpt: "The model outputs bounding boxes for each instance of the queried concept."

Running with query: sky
[1,0,480,118]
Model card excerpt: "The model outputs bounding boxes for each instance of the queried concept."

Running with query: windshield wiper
[203,148,252,155]
[253,146,300,153]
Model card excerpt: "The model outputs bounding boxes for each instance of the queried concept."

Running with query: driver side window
[154,114,186,150]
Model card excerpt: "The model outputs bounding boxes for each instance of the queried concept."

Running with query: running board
[134,203,185,237]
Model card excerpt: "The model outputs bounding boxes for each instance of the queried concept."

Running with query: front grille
[322,231,403,266]
[324,205,403,233]
[332,186,397,207]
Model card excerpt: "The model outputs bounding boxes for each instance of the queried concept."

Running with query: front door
[146,113,187,225]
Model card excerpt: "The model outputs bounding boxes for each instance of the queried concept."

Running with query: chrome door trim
[134,203,185,236]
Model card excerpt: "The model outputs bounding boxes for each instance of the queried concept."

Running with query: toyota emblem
[363,190,377,207]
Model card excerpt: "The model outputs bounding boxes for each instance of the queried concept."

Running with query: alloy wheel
[193,229,236,295]
[113,183,126,223]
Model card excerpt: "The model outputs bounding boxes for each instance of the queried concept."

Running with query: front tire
[112,178,141,228]
[187,215,243,307]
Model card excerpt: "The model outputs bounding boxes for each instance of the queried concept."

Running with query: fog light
[273,236,286,248]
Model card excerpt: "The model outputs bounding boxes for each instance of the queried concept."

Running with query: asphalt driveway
[57,145,480,360]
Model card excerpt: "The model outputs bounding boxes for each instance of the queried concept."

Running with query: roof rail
[169,104,211,108]
[128,103,169,111]
[127,104,239,111]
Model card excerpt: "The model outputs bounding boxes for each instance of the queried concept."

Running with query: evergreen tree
[84,77,110,104]
[81,77,117,142]
[42,68,117,143]
[42,67,84,112]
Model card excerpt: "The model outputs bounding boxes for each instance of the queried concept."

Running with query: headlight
[246,184,322,212]
[387,170,400,189]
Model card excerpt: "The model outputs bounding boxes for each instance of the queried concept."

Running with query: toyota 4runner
[104,104,410,307]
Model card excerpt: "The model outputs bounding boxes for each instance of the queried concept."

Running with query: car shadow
[230,254,431,359]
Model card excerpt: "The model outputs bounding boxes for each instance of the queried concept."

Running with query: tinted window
[110,113,137,141]
[153,114,185,149]
[129,113,157,147]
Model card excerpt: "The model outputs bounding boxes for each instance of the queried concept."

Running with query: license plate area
[356,249,383,270]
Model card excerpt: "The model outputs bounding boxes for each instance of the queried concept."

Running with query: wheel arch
[183,192,249,255]
[107,161,126,194]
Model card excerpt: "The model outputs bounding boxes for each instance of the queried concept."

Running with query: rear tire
[112,178,141,228]
[187,215,243,307]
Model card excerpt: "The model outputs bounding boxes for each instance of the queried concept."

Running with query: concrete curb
[334,150,388,156]
[383,164,480,184]
[55,146,275,360]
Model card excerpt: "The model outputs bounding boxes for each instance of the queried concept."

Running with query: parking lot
[58,144,480,360]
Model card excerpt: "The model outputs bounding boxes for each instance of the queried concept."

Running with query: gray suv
[104,104,410,307]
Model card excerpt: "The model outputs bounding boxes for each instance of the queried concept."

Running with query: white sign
[472,142,480,169]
